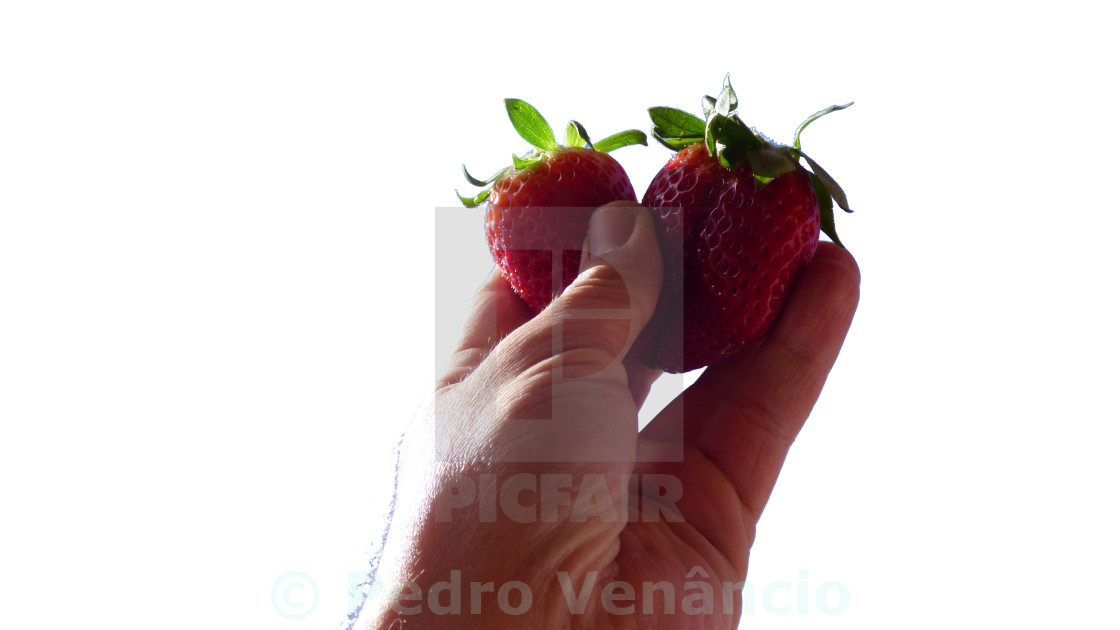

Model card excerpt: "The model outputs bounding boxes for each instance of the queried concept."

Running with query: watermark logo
[742,569,850,615]
[273,567,848,620]
[271,571,319,620]
[433,206,685,464]
[372,566,848,617]
[435,472,684,523]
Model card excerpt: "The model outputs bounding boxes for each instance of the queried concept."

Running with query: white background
[2,1,1118,628]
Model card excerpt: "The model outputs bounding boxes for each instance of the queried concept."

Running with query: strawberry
[458,100,646,312]
[635,76,853,373]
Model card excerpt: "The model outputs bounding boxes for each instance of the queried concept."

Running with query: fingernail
[589,206,636,258]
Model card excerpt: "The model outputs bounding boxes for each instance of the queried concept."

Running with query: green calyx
[456,99,648,209]
[648,75,854,248]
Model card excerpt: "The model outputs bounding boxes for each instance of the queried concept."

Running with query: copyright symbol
[271,571,319,620]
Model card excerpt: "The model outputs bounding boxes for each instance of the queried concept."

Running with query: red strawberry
[458,100,646,312]
[635,76,853,373]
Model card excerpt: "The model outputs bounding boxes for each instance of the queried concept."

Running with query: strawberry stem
[459,99,646,207]
[647,75,856,248]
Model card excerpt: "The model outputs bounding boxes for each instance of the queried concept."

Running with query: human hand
[358,200,860,629]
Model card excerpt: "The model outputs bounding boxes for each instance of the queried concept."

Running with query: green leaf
[652,133,700,151]
[511,152,539,170]
[725,116,765,150]
[593,129,647,153]
[504,98,557,151]
[714,89,734,117]
[744,146,801,179]
[794,102,853,151]
[802,153,851,212]
[461,164,504,187]
[701,95,716,118]
[812,174,844,248]
[564,120,592,147]
[456,188,491,209]
[704,113,765,165]
[649,107,706,138]
[721,74,738,112]
[704,113,723,157]
[714,140,732,168]
[714,74,737,117]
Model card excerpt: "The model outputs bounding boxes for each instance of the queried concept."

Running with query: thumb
[472,201,664,463]
[536,201,663,379]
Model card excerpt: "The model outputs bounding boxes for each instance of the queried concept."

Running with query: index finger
[436,268,533,391]
[644,243,860,521]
